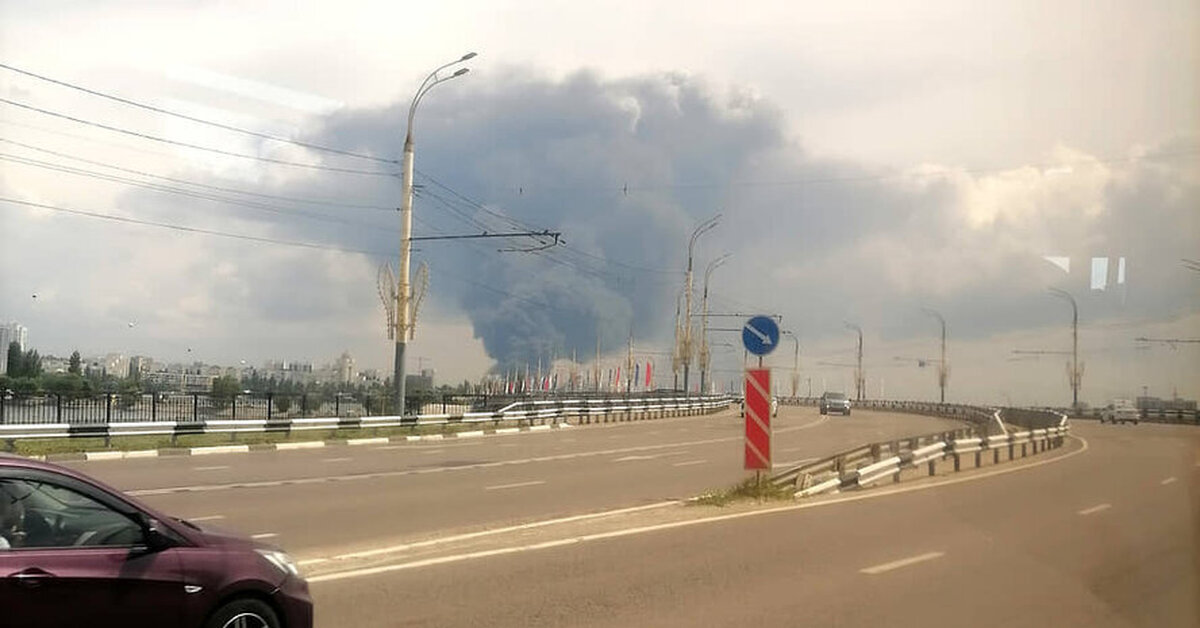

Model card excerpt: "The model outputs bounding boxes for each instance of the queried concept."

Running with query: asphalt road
[64,405,964,559]
[307,421,1199,627]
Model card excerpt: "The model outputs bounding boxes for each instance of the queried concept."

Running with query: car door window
[0,478,144,549]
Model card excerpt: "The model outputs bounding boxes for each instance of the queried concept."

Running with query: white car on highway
[1100,399,1140,425]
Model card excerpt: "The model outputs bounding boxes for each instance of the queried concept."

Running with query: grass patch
[690,476,794,507]
[2,418,559,457]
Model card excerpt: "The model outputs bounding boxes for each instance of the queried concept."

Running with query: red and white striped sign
[744,368,771,470]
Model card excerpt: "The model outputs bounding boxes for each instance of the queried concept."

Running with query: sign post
[741,315,779,474]
[744,367,771,471]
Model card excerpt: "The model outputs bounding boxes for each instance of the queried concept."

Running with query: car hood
[179,518,266,550]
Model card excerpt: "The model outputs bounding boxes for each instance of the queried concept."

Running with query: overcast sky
[1,0,1197,405]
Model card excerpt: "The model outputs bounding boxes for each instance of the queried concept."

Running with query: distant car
[0,453,312,628]
[1100,399,1140,425]
[819,392,851,416]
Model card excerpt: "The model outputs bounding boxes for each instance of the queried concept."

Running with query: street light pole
[922,308,947,404]
[845,322,864,401]
[394,52,475,416]
[781,330,800,399]
[682,215,719,393]
[1049,288,1081,410]
[698,253,730,395]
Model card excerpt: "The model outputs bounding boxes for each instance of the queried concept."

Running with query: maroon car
[0,453,312,628]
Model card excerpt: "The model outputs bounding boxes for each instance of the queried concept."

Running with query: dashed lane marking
[485,480,546,491]
[860,552,945,575]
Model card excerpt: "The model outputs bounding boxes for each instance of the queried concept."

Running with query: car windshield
[2,3,1197,627]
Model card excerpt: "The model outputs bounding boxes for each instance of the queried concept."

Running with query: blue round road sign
[742,315,780,356]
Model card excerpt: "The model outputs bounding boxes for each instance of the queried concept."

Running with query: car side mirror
[134,516,178,554]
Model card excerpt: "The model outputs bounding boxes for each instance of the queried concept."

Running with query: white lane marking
[673,460,708,467]
[485,480,546,491]
[322,457,352,463]
[188,515,225,522]
[778,446,810,454]
[251,533,278,540]
[614,454,660,462]
[303,501,678,565]
[860,551,945,575]
[194,466,230,471]
[1078,503,1112,516]
[1160,477,1177,485]
[304,436,1090,583]
[127,421,836,497]
[298,558,329,566]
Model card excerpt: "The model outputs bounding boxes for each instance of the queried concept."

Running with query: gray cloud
[19,68,1195,379]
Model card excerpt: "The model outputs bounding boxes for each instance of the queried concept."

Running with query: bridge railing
[0,394,734,448]
[772,405,1069,497]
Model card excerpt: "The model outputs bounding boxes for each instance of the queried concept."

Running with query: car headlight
[256,549,301,578]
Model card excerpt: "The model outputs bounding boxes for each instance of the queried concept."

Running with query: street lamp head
[461,52,478,61]
[452,68,470,77]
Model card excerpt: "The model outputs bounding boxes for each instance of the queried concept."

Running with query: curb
[36,422,575,463]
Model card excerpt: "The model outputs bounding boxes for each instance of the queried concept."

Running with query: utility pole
[682,215,720,393]
[594,333,601,393]
[698,253,730,395]
[393,52,475,417]
[923,309,948,403]
[672,291,682,390]
[626,332,634,394]
[845,323,865,401]
[782,330,800,399]
[1049,288,1082,410]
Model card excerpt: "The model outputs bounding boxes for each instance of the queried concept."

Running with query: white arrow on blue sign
[742,315,780,356]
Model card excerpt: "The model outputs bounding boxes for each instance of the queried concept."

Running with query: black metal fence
[0,390,714,425]
[0,392,498,425]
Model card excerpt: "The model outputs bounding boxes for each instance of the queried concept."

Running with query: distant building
[1137,396,1197,412]
[336,351,355,385]
[42,355,70,374]
[261,360,317,385]
[0,322,29,374]
[406,369,434,393]
[144,371,215,393]
[128,356,152,379]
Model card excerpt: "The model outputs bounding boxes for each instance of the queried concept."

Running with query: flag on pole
[634,363,640,387]
[645,361,652,388]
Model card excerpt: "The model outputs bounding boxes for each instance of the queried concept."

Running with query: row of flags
[494,362,655,394]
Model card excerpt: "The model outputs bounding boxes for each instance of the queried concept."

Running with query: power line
[0,97,397,176]
[0,62,398,165]
[4,196,583,316]
[0,138,395,211]
[0,152,396,232]
[1,196,391,256]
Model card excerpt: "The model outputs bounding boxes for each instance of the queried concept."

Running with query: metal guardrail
[774,405,1069,497]
[0,395,733,447]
